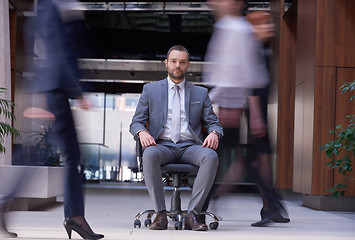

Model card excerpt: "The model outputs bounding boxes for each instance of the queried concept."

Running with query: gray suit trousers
[142,140,219,214]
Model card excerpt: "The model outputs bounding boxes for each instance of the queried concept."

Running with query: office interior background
[1,0,354,210]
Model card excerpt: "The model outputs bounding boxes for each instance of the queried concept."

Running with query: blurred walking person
[33,0,104,239]
[203,0,290,227]
[246,10,289,227]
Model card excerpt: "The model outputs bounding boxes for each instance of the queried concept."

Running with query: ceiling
[9,1,276,61]
[10,1,290,92]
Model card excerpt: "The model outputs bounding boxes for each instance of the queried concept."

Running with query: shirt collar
[167,76,185,90]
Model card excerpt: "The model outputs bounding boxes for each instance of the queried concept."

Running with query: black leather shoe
[251,217,272,227]
[262,208,290,223]
[198,214,206,224]
[185,212,208,231]
[63,218,104,239]
[149,211,168,230]
[251,209,290,227]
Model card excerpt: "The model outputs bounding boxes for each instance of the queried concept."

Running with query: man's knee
[201,149,219,167]
[142,146,162,166]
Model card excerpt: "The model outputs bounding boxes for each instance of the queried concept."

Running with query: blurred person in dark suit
[33,0,104,239]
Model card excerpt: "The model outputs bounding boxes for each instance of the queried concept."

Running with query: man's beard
[169,69,185,80]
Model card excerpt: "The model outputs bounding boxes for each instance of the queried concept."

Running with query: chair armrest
[136,140,143,172]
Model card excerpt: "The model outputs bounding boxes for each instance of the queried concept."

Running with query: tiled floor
[3,183,355,240]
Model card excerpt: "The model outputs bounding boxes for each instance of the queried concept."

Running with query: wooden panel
[301,80,315,194]
[335,68,355,196]
[291,0,317,194]
[268,0,282,104]
[293,83,304,193]
[275,14,297,189]
[269,0,283,189]
[295,0,317,86]
[311,67,336,195]
[345,0,355,67]
[316,0,355,67]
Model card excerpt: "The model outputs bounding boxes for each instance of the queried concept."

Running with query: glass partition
[71,92,141,182]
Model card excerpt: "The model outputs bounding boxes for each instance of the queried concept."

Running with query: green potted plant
[0,89,65,208]
[30,124,62,166]
[0,88,20,154]
[321,80,355,197]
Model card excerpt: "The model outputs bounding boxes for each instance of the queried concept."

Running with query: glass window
[72,93,141,181]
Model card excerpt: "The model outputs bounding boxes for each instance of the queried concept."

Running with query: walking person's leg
[47,91,104,239]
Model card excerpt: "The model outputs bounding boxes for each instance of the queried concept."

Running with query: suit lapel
[162,79,168,124]
[185,81,191,123]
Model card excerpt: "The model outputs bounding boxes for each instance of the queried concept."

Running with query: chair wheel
[134,219,141,228]
[175,221,183,230]
[144,218,152,227]
[209,221,219,230]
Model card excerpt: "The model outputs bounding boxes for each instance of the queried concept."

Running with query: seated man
[129,45,223,231]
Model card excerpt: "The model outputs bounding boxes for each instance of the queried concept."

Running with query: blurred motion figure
[245,10,290,227]
[33,0,104,239]
[203,0,290,227]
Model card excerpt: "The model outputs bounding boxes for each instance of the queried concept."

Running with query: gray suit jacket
[130,78,223,144]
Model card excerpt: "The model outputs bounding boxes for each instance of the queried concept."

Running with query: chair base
[133,209,219,230]
[132,160,219,230]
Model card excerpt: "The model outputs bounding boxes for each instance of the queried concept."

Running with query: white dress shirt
[159,77,194,142]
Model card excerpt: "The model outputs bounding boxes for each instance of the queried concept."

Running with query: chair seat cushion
[161,163,198,174]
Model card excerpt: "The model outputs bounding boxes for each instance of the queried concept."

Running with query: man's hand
[248,96,267,138]
[253,23,275,42]
[138,130,157,148]
[249,116,267,138]
[202,132,219,150]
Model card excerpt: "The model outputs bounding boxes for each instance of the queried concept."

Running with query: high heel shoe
[0,227,17,239]
[0,200,17,238]
[63,218,104,240]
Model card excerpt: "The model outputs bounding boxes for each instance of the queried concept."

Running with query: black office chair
[133,141,219,230]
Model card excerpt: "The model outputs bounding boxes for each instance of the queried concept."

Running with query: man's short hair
[167,45,190,60]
